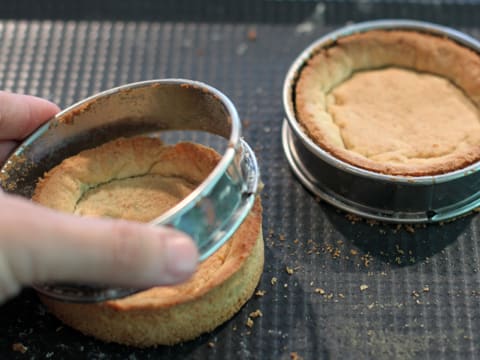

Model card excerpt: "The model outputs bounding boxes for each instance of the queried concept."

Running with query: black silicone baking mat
[1,1,480,359]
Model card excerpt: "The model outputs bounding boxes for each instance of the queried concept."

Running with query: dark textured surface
[1,2,480,359]
[1,0,480,26]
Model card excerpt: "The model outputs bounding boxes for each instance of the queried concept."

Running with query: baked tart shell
[294,28,480,176]
[282,20,480,222]
[33,137,264,346]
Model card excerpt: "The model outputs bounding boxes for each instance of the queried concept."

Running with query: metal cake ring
[0,79,259,302]
[282,20,480,223]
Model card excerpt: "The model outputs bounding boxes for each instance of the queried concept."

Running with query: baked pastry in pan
[33,136,264,347]
[295,30,480,176]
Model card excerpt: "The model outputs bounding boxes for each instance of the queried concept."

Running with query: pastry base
[34,136,264,347]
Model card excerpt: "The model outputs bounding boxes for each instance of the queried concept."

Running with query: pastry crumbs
[361,254,372,267]
[360,284,369,291]
[246,317,254,328]
[314,288,325,295]
[271,277,278,285]
[249,310,263,318]
[404,224,415,233]
[255,290,266,297]
[286,266,294,275]
[345,213,362,223]
[395,244,404,255]
[290,352,303,360]
[247,28,257,41]
[12,343,28,354]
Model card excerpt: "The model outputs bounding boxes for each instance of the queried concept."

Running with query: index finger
[0,91,60,141]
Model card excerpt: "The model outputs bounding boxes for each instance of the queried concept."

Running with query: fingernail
[164,235,198,279]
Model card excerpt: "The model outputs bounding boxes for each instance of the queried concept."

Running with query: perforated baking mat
[1,1,480,359]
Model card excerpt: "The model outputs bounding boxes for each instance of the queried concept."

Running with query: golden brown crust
[33,136,264,346]
[40,204,263,347]
[295,30,480,176]
[33,137,219,216]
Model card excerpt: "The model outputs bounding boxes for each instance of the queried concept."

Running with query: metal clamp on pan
[0,79,259,302]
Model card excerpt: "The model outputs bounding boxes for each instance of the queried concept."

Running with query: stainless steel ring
[282,20,480,223]
[0,79,259,302]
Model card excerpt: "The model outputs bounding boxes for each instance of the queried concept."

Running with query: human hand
[0,92,198,303]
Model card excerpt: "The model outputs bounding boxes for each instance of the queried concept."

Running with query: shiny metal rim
[2,79,259,302]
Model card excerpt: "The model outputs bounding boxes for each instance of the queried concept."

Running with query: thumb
[0,91,60,141]
[0,193,198,300]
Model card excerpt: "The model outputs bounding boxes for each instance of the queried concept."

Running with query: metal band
[1,79,259,302]
[282,20,480,223]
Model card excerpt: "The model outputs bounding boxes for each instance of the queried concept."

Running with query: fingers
[0,91,59,141]
[0,194,198,295]
[0,140,18,164]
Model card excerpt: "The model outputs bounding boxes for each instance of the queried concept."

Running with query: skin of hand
[0,91,199,303]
